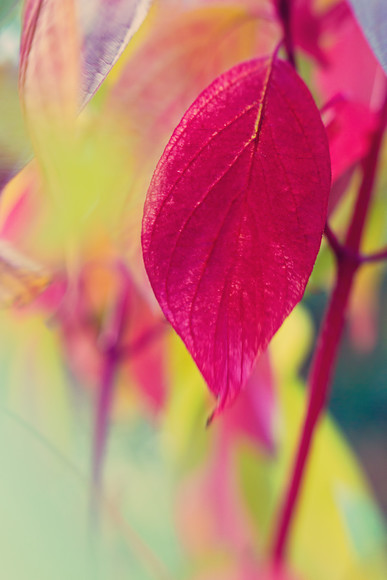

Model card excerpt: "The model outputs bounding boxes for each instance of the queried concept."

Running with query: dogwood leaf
[142,55,331,412]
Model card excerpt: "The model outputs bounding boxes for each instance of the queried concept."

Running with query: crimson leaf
[142,55,331,413]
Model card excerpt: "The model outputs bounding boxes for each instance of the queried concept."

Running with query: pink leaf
[176,437,253,558]
[326,99,377,182]
[121,278,167,413]
[291,0,351,67]
[348,0,387,74]
[221,352,276,453]
[142,55,331,412]
[322,97,377,214]
[315,11,385,110]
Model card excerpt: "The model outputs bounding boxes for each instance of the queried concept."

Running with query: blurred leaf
[0,0,20,25]
[0,62,30,191]
[322,97,377,209]
[348,0,387,74]
[221,352,277,453]
[315,8,385,109]
[20,0,153,115]
[0,239,50,307]
[19,0,80,133]
[162,331,211,470]
[78,0,153,106]
[105,3,278,164]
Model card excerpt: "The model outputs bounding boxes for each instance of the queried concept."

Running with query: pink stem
[271,89,387,565]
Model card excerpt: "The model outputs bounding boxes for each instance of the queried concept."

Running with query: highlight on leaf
[142,53,331,415]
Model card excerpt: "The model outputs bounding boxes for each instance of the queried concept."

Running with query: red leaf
[142,55,331,412]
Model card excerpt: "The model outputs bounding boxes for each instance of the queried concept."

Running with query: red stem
[276,0,296,68]
[271,89,387,565]
[272,259,356,563]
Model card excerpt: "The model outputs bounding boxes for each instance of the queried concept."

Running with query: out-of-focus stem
[271,89,387,565]
[92,269,129,488]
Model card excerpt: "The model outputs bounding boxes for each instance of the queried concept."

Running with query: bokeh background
[0,1,386,579]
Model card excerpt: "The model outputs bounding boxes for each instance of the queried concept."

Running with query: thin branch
[361,246,387,264]
[324,223,344,260]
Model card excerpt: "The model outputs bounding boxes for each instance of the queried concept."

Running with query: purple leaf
[348,0,387,74]
[142,55,331,413]
[77,0,152,106]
